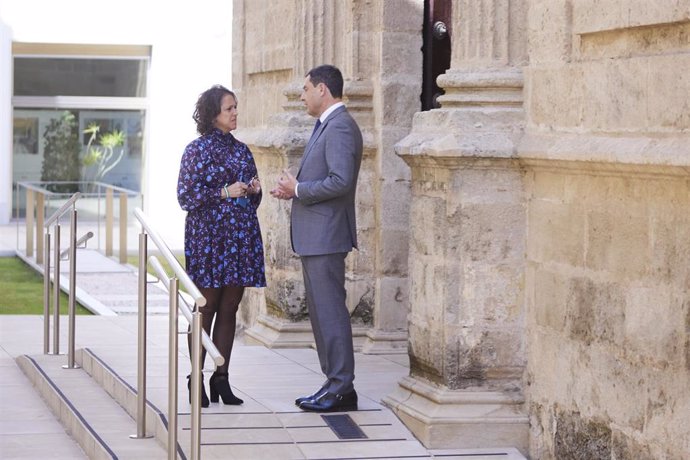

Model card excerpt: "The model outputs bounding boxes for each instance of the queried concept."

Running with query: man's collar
[318,101,345,123]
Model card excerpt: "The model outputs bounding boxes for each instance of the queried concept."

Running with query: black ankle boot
[187,374,209,408]
[209,372,243,405]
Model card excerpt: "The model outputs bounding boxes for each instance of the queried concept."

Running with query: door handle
[433,21,448,40]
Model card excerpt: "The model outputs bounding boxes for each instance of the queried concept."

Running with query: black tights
[188,285,245,374]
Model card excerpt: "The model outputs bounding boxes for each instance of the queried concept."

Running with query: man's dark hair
[306,65,343,98]
[193,84,235,135]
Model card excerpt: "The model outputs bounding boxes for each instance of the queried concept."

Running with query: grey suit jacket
[291,105,363,256]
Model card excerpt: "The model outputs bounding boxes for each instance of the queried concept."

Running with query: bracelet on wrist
[223,185,229,198]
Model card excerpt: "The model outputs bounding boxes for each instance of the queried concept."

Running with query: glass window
[12,108,145,188]
[13,57,147,97]
[78,110,145,191]
[12,47,149,218]
[13,117,39,154]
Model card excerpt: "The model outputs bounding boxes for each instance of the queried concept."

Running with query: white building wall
[0,0,234,249]
[0,19,11,227]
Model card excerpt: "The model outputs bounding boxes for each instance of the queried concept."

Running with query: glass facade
[12,51,149,217]
[13,109,145,186]
[13,57,147,97]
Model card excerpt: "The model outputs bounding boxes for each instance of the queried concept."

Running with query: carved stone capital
[396,68,525,165]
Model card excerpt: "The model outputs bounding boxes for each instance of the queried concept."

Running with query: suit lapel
[298,106,346,175]
[305,119,326,154]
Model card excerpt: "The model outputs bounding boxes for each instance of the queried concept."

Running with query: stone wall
[522,1,690,458]
[233,0,690,457]
[524,168,690,459]
[232,0,422,352]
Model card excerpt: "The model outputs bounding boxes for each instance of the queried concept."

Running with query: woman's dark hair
[306,65,343,98]
[193,85,236,135]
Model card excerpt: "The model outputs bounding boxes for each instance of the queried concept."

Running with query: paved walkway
[0,223,526,459]
[2,221,172,315]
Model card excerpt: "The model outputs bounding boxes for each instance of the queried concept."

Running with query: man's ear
[317,82,331,98]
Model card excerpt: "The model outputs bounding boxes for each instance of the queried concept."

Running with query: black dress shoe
[299,390,358,412]
[295,387,327,406]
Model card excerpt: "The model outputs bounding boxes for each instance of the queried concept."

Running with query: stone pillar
[240,0,378,349]
[384,0,529,453]
[240,83,315,347]
[237,0,423,354]
[360,0,423,354]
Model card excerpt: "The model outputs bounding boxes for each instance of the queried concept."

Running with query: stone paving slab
[0,316,88,459]
[1,222,527,458]
[58,249,131,273]
[1,316,526,459]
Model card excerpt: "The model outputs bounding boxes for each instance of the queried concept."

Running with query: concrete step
[76,347,179,455]
[16,353,169,459]
[0,355,88,459]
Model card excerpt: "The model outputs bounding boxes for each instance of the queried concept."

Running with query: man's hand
[270,168,297,200]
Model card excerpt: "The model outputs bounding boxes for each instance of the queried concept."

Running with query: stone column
[360,0,423,354]
[240,83,315,347]
[242,0,378,348]
[384,0,529,452]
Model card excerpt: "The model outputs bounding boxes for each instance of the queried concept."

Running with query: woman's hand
[222,181,249,199]
[247,177,261,195]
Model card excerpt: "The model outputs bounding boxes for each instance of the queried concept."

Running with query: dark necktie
[311,119,322,137]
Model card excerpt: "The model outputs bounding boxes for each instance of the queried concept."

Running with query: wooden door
[421,0,452,111]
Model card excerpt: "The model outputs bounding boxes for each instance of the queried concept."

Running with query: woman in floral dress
[177,85,265,406]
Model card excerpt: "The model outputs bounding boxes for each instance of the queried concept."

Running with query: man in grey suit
[271,64,363,412]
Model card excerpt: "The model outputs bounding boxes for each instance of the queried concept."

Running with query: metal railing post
[97,185,102,251]
[63,208,79,369]
[168,277,179,460]
[133,208,214,458]
[43,232,51,354]
[106,187,114,257]
[52,223,61,355]
[26,189,34,257]
[131,231,152,439]
[119,192,128,264]
[36,192,45,264]
[190,307,202,460]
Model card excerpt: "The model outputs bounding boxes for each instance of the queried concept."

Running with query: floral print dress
[177,129,266,288]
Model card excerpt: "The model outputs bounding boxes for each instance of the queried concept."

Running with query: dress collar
[210,128,235,143]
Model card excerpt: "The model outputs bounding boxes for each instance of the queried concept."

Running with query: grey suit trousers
[301,252,355,395]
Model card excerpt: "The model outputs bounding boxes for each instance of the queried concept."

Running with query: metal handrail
[132,207,207,459]
[45,192,81,227]
[18,181,142,264]
[149,256,223,458]
[60,231,94,259]
[148,256,224,366]
[17,180,140,197]
[42,192,82,361]
[134,208,205,306]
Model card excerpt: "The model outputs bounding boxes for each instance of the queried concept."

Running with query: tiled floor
[1,316,526,459]
[1,223,526,459]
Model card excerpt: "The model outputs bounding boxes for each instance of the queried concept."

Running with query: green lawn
[0,257,92,315]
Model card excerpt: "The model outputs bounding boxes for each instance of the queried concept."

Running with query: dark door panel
[422,0,452,111]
